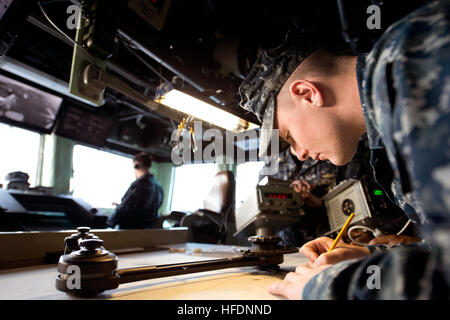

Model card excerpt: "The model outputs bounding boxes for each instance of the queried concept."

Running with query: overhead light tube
[155,83,258,132]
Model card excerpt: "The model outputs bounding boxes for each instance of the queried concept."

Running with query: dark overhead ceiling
[0,0,429,160]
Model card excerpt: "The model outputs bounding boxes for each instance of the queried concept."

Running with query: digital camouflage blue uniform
[240,0,450,299]
[258,151,333,245]
[107,173,164,229]
[259,148,303,182]
[305,0,450,299]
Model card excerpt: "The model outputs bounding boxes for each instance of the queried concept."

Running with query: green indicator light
[373,189,383,196]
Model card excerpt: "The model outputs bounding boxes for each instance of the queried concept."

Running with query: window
[0,122,41,188]
[170,163,218,212]
[72,145,135,209]
[235,161,265,208]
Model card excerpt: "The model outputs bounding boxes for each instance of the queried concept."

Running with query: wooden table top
[0,242,308,300]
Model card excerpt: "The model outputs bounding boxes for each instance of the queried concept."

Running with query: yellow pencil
[328,212,355,252]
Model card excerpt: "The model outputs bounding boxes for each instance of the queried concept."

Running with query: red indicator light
[266,193,292,199]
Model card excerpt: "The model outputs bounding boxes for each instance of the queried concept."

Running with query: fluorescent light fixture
[155,83,258,132]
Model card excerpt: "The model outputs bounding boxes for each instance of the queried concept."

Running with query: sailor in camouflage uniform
[258,148,303,182]
[291,137,370,195]
[239,0,450,299]
[260,136,370,195]
[258,150,334,245]
[259,136,371,246]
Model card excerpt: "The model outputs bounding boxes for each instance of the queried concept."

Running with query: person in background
[259,136,371,246]
[107,152,164,229]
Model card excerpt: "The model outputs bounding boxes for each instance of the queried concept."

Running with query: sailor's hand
[290,180,311,199]
[268,264,331,300]
[347,229,373,244]
[300,237,370,267]
[368,234,420,246]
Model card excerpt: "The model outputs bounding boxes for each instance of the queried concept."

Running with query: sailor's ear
[289,80,324,108]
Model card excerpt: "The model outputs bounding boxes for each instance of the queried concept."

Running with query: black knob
[341,199,355,216]
[77,226,91,234]
[80,239,104,251]
[249,235,281,244]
